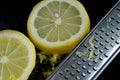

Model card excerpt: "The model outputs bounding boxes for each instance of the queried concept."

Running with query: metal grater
[47,1,120,80]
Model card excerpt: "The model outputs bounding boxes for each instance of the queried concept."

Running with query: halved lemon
[0,30,36,80]
[27,0,90,54]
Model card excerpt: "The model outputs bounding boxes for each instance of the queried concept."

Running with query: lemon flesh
[0,30,36,80]
[27,0,90,54]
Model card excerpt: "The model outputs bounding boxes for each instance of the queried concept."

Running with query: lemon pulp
[0,30,36,80]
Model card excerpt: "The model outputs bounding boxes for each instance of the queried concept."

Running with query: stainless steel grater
[47,1,120,80]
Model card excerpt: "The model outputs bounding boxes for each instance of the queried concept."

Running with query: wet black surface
[0,0,119,80]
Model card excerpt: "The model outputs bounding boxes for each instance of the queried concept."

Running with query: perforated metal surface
[47,1,120,80]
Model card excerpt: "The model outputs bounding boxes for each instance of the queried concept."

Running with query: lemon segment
[27,0,90,54]
[0,30,36,80]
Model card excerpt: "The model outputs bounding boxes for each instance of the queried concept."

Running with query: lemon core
[1,56,8,63]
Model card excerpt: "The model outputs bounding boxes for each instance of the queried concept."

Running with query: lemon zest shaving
[49,54,59,66]
[89,36,94,49]
[88,50,93,60]
[75,51,85,57]
[37,52,47,63]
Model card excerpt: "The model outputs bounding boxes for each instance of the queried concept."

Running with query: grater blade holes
[105,46,109,50]
[82,65,87,70]
[115,40,120,44]
[75,76,81,80]
[83,44,88,48]
[116,7,120,11]
[71,64,76,69]
[110,36,115,40]
[70,72,75,76]
[111,16,116,20]
[105,32,110,36]
[94,52,99,56]
[64,75,69,79]
[99,56,103,60]
[111,22,115,26]
[94,37,99,42]
[104,53,109,57]
[100,28,105,32]
[116,27,120,30]
[105,39,109,43]
[99,35,104,39]
[116,20,120,24]
[93,67,97,71]
[99,42,104,46]
[94,45,98,49]
[65,68,69,72]
[59,71,64,75]
[93,59,99,63]
[82,58,87,62]
[81,73,86,77]
[111,29,115,33]
[110,43,114,47]
[76,61,81,66]
[87,70,92,74]
[95,32,99,35]
[88,62,92,66]
[76,68,81,73]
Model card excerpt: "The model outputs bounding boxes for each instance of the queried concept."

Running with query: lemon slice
[0,30,36,80]
[27,0,90,54]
